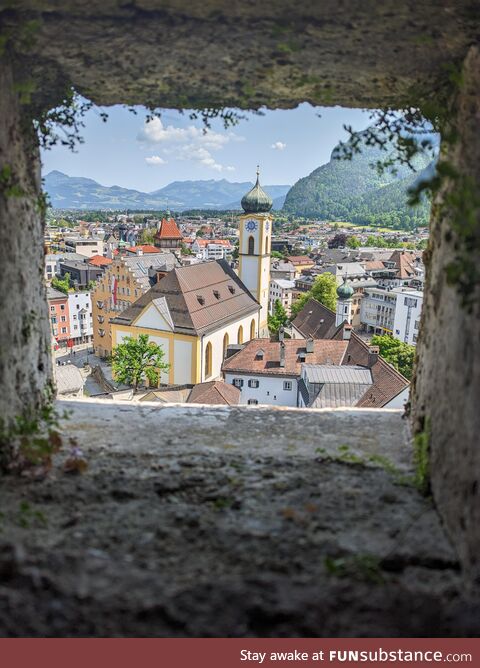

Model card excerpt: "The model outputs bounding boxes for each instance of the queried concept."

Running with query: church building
[109,171,273,386]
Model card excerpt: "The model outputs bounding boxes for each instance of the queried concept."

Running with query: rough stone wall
[0,58,52,431]
[413,47,480,591]
[3,1,479,112]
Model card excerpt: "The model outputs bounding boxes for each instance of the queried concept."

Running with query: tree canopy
[51,272,71,294]
[346,235,361,249]
[291,272,337,319]
[268,299,289,339]
[371,334,416,380]
[111,334,170,390]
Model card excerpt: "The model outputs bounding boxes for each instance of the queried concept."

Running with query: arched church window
[250,319,256,340]
[265,236,269,253]
[248,236,255,255]
[205,341,212,378]
[223,332,229,359]
[238,325,244,344]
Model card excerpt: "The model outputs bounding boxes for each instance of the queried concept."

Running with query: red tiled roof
[187,381,240,405]
[222,338,348,376]
[88,255,113,267]
[155,218,183,240]
[292,298,339,340]
[111,259,259,335]
[389,250,420,279]
[364,260,386,271]
[124,245,160,254]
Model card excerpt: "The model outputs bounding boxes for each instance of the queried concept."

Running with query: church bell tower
[238,167,272,337]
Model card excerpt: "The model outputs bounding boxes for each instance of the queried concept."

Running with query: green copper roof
[337,277,354,300]
[241,167,273,214]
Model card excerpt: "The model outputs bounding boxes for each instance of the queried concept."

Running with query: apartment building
[92,252,178,358]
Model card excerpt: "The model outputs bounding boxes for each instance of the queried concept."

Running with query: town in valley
[46,166,426,410]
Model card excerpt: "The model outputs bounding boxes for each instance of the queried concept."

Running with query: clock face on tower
[245,219,258,232]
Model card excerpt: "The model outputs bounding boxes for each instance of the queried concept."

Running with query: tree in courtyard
[111,334,170,391]
[290,272,338,319]
[346,235,361,249]
[268,299,289,339]
[51,272,71,294]
[371,334,416,380]
[139,228,156,245]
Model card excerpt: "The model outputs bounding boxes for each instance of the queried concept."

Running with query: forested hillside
[282,137,434,229]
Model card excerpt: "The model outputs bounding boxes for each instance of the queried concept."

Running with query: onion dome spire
[337,274,354,300]
[241,166,273,214]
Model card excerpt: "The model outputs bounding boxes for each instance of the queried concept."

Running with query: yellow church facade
[109,170,273,387]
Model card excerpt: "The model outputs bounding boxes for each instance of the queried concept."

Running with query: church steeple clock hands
[238,167,272,336]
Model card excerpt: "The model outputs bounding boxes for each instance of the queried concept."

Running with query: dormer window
[228,285,235,294]
[213,290,220,299]
[197,295,205,305]
[298,352,307,362]
[255,349,265,360]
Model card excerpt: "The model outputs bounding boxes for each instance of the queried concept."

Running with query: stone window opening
[1,8,479,627]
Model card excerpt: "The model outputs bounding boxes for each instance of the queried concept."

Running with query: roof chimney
[306,338,314,353]
[368,345,379,367]
[279,341,286,368]
[136,247,143,256]
[343,324,353,340]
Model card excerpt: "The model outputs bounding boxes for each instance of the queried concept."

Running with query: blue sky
[41,104,372,191]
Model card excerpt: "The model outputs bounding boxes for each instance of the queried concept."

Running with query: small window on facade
[247,399,258,405]
[50,306,55,312]
[248,379,259,388]
[283,381,292,391]
[60,305,65,311]
[248,236,255,255]
[233,378,243,388]
[197,295,205,305]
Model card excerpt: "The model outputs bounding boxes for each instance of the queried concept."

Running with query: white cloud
[145,155,166,165]
[138,117,231,149]
[271,141,287,151]
[137,117,240,173]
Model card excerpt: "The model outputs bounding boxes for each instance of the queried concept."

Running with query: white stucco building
[269,278,296,316]
[392,287,423,345]
[222,337,349,406]
[68,290,94,344]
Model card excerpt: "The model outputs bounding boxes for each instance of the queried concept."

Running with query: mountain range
[282,136,437,228]
[44,171,290,211]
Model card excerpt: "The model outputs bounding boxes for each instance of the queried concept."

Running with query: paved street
[54,345,106,396]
